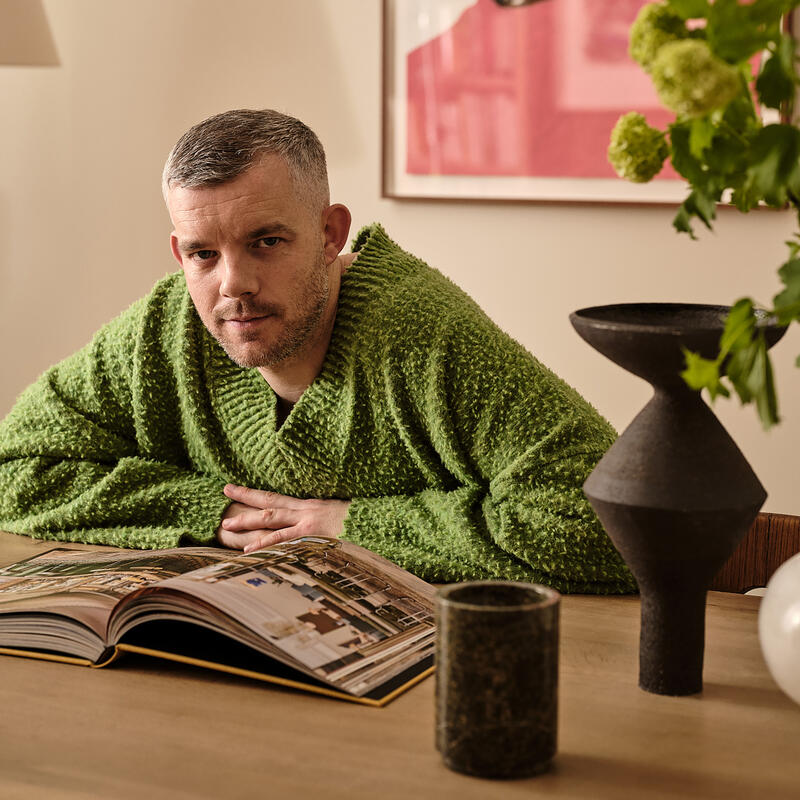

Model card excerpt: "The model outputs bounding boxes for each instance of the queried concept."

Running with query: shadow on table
[539,753,786,799]
[700,681,792,712]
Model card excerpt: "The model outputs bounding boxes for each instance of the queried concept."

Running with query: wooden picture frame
[382,0,688,204]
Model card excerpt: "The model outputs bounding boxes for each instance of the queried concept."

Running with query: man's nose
[219,254,259,298]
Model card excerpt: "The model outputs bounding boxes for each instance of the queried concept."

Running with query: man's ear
[321,204,352,265]
[169,233,184,268]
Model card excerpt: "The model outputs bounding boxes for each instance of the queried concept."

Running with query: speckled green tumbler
[435,581,560,778]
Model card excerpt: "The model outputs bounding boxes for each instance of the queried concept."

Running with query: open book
[0,537,436,706]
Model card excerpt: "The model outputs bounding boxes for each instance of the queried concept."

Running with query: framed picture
[382,0,688,203]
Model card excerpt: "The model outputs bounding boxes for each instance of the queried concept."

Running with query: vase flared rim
[570,302,778,334]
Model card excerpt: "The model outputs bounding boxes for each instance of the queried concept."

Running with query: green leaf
[687,188,718,228]
[719,297,756,357]
[672,203,697,239]
[709,95,761,202]
[724,327,781,428]
[689,117,716,158]
[707,0,781,62]
[756,35,797,110]
[670,111,754,212]
[671,187,720,238]
[667,0,710,19]
[669,122,708,185]
[752,336,780,428]
[731,174,766,211]
[742,124,800,207]
[726,341,758,403]
[773,258,800,323]
[704,128,750,176]
[681,347,730,400]
[786,236,800,259]
[777,257,800,284]
[691,188,717,227]
[721,91,760,135]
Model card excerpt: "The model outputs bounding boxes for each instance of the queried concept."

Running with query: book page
[0,548,232,638]
[137,538,436,696]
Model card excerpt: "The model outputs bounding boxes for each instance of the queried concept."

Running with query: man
[0,109,634,593]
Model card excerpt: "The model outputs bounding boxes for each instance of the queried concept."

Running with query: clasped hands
[215,484,350,554]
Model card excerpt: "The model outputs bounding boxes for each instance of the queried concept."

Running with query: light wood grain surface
[0,531,798,799]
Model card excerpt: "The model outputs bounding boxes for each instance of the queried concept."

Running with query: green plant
[608,0,800,428]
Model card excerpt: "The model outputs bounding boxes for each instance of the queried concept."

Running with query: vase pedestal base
[587,499,763,695]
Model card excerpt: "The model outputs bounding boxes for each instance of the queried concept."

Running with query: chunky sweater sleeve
[339,232,634,593]
[0,282,230,548]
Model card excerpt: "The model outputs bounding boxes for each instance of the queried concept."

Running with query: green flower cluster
[651,40,742,118]
[608,112,669,183]
[629,2,687,72]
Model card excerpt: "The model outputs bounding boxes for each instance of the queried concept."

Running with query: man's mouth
[224,314,271,328]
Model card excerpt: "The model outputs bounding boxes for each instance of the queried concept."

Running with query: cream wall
[1,0,798,512]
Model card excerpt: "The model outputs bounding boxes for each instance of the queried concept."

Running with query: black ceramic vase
[570,303,785,696]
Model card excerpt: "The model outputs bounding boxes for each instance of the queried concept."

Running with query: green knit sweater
[0,224,634,593]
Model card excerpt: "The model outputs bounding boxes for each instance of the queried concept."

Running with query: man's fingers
[224,484,304,509]
[223,484,275,507]
[243,528,300,554]
[221,506,297,532]
[217,526,300,552]
[217,489,348,553]
[215,527,266,551]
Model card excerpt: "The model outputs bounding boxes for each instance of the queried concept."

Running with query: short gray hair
[162,109,330,211]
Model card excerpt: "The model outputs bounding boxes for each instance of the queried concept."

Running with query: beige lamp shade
[0,0,59,66]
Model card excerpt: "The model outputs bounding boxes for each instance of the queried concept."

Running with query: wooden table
[0,531,798,800]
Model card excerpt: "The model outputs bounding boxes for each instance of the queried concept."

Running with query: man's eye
[254,237,281,248]
[192,250,216,261]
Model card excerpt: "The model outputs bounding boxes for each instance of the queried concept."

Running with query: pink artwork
[384,0,686,202]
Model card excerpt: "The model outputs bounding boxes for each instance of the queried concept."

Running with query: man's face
[167,155,331,369]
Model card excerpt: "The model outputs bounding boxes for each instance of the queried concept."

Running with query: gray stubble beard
[212,251,331,369]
